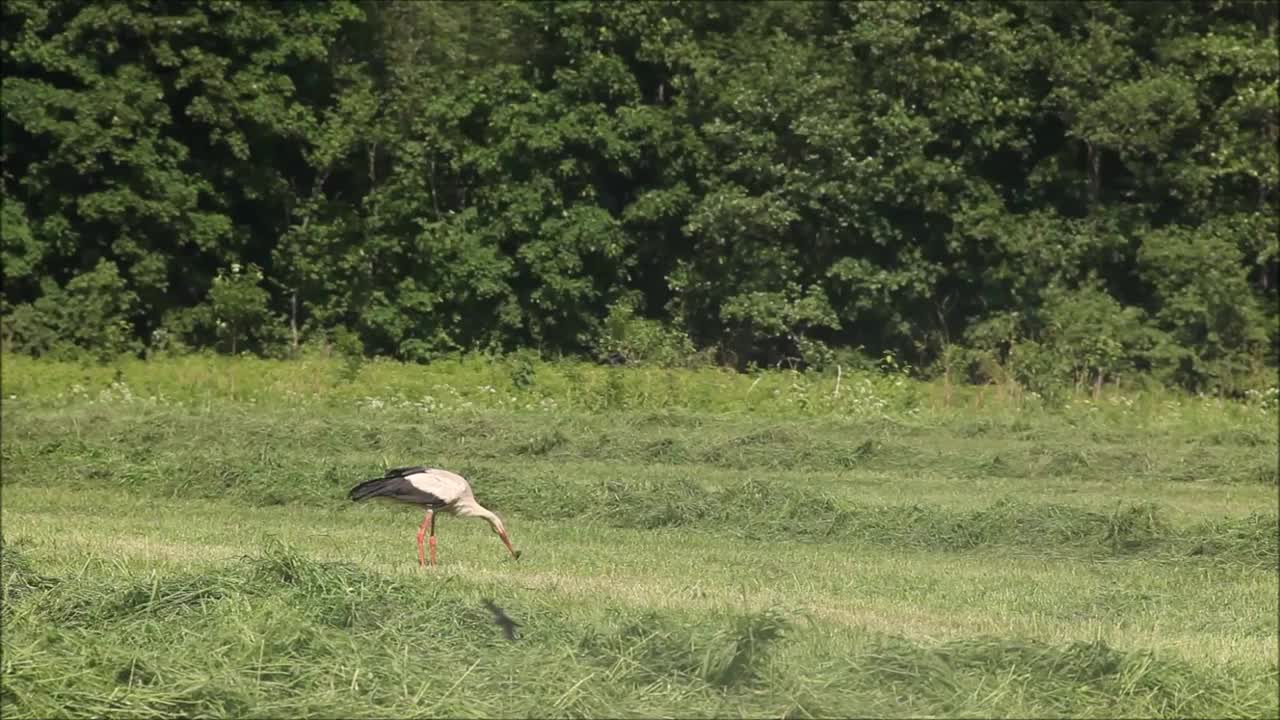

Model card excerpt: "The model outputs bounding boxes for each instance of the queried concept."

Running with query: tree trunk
[1087,141,1101,206]
[290,290,300,357]
[943,364,952,408]
[429,157,440,219]
[1260,178,1272,292]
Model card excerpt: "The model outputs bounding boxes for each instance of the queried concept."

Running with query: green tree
[208,263,272,356]
[1,259,139,361]
[1139,222,1269,393]
[1,0,1275,393]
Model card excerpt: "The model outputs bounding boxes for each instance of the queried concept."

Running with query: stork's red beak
[499,531,519,560]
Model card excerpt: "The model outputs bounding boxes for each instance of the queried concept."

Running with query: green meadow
[2,355,1277,718]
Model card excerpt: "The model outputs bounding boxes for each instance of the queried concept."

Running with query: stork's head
[471,504,520,561]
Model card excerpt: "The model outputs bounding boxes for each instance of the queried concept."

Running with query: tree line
[2,0,1277,393]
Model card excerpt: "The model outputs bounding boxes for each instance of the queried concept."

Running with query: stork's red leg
[416,511,433,567]
[428,511,438,566]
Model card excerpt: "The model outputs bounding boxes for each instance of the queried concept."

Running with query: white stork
[348,466,520,567]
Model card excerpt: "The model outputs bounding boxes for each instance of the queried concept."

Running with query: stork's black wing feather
[384,465,429,478]
[347,472,447,507]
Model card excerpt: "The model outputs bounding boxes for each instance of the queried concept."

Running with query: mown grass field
[2,354,1277,718]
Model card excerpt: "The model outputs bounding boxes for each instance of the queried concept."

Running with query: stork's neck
[455,498,504,531]
[456,496,518,559]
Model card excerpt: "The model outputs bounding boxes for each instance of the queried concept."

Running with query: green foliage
[593,294,701,368]
[0,198,40,288]
[1139,222,1270,393]
[207,264,272,356]
[1027,281,1156,394]
[1,260,140,361]
[330,326,366,384]
[1,0,1276,393]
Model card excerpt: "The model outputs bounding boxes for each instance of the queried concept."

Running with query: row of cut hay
[2,539,1274,719]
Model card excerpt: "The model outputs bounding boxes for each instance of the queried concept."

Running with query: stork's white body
[347,466,518,566]
[402,468,473,508]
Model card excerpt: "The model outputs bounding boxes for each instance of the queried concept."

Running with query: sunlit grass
[1,355,1277,717]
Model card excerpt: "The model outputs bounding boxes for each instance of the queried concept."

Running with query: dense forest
[2,0,1277,393]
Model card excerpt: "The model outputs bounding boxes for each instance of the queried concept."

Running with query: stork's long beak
[498,531,520,560]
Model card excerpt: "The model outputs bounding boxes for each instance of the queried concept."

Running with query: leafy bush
[1138,224,1270,394]
[0,260,140,362]
[592,295,703,368]
[995,281,1164,397]
[208,264,274,355]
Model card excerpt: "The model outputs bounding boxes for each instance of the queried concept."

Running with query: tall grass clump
[0,538,56,613]
[27,538,1267,718]
[1,539,539,718]
[4,353,1276,429]
[456,468,1277,564]
[3,538,798,718]
[578,608,788,691]
[844,634,1278,718]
